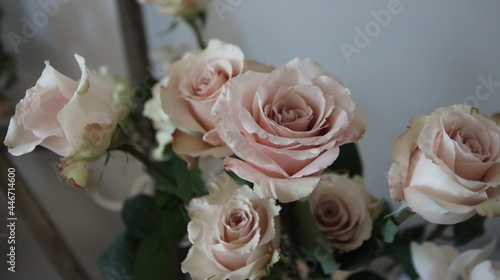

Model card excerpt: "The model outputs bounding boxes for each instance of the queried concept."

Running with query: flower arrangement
[4,1,500,279]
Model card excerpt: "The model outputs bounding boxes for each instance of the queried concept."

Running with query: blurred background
[1,0,500,279]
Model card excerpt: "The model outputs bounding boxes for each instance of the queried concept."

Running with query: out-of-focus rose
[161,39,273,161]
[137,0,208,17]
[411,240,499,280]
[4,54,128,188]
[212,57,366,202]
[469,260,500,280]
[388,105,500,224]
[308,173,381,252]
[181,173,280,280]
[143,76,176,160]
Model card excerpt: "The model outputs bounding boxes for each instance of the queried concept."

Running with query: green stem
[116,143,175,187]
[184,16,206,49]
[392,208,414,225]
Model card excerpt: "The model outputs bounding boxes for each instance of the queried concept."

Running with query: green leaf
[326,143,362,177]
[99,234,138,280]
[121,194,158,239]
[453,215,486,246]
[156,155,207,203]
[290,201,339,275]
[133,207,188,280]
[158,207,188,249]
[347,271,384,280]
[382,219,398,243]
[175,158,206,203]
[133,231,178,280]
[154,189,179,209]
[384,242,418,280]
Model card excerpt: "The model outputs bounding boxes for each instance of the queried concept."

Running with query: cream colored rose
[161,39,273,161]
[4,54,128,188]
[308,173,380,252]
[137,0,208,17]
[143,76,176,160]
[181,173,280,280]
[388,105,500,224]
[212,57,366,202]
[411,240,499,280]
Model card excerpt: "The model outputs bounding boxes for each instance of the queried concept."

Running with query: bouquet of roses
[4,1,500,279]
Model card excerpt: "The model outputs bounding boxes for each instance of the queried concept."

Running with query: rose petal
[4,117,44,156]
[408,150,488,205]
[448,239,497,278]
[410,242,459,280]
[388,115,430,201]
[475,186,500,218]
[404,187,475,224]
[469,261,500,280]
[224,157,320,202]
[172,129,232,158]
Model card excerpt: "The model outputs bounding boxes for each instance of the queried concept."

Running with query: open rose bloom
[4,54,128,188]
[411,240,500,280]
[308,173,382,252]
[181,173,281,280]
[213,57,366,202]
[161,39,244,159]
[389,105,500,224]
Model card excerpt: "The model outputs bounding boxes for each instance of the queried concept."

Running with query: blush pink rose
[212,58,366,202]
[161,39,273,162]
[4,54,128,188]
[181,173,280,280]
[411,240,499,280]
[388,105,500,224]
[308,173,382,252]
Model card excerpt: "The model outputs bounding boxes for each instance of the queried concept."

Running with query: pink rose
[4,54,128,188]
[161,39,273,161]
[212,58,366,202]
[388,105,500,224]
[137,0,208,17]
[308,173,381,252]
[181,173,280,280]
[411,240,499,280]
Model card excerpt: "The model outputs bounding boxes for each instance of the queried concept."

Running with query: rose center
[226,209,250,229]
[192,71,228,97]
[451,127,486,157]
[269,104,313,132]
[315,198,346,227]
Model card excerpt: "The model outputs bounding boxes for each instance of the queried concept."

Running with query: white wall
[1,0,499,279]
[147,0,500,255]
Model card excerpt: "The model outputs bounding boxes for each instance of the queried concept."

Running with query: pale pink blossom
[389,105,500,224]
[213,58,366,202]
[4,55,128,188]
[181,173,280,280]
